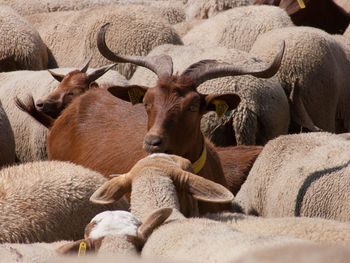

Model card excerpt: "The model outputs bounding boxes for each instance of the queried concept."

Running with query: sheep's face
[108,75,240,158]
[36,70,94,118]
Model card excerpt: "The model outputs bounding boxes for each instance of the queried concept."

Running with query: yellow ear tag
[128,88,143,105]
[78,241,86,256]
[212,99,229,117]
[297,0,305,8]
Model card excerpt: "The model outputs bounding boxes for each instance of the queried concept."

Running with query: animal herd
[0,0,349,262]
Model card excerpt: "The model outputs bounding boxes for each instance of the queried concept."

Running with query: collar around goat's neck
[192,133,207,174]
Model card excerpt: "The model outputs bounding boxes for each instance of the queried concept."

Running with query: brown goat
[47,23,284,214]
[216,145,263,195]
[254,0,350,34]
[15,56,116,128]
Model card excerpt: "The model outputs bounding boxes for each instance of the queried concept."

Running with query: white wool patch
[89,211,142,240]
[149,153,172,159]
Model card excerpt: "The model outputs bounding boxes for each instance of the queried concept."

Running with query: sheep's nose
[145,135,162,147]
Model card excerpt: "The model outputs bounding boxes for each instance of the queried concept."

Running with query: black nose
[36,101,44,109]
[145,135,162,147]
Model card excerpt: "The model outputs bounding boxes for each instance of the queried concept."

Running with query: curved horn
[87,63,117,83]
[290,79,323,132]
[182,41,285,87]
[80,54,93,73]
[97,23,173,78]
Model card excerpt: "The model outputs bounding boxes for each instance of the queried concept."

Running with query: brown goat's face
[108,76,240,157]
[36,70,97,118]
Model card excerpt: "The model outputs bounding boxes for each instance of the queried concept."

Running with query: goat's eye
[188,105,199,112]
[67,92,74,96]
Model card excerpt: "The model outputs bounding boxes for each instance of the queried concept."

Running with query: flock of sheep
[0,0,350,262]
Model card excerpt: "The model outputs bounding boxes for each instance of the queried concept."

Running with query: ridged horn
[97,23,173,78]
[80,54,93,73]
[87,63,117,83]
[182,41,285,87]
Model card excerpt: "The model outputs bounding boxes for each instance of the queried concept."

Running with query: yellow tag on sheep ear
[78,241,86,256]
[212,99,229,117]
[297,0,305,8]
[128,88,143,105]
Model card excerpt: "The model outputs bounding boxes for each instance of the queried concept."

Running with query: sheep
[26,4,183,79]
[0,66,128,163]
[90,153,313,263]
[183,0,255,20]
[205,212,350,245]
[233,132,350,222]
[57,208,172,255]
[130,43,289,146]
[183,5,294,52]
[0,101,15,168]
[0,160,129,243]
[232,243,350,263]
[250,26,350,133]
[0,5,48,72]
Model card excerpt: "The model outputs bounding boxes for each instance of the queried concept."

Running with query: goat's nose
[36,100,44,109]
[145,135,162,147]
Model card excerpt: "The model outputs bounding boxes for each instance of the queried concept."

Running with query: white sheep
[205,212,350,245]
[183,0,254,20]
[90,154,313,263]
[0,66,127,163]
[0,101,15,168]
[0,5,48,72]
[131,43,289,146]
[232,243,350,263]
[233,132,350,222]
[250,26,350,133]
[26,4,183,79]
[183,5,294,52]
[0,160,129,243]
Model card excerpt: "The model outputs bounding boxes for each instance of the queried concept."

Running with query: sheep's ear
[168,154,194,173]
[202,93,241,117]
[108,85,148,105]
[56,238,96,255]
[176,170,234,203]
[90,174,131,204]
[137,208,172,242]
[48,70,65,82]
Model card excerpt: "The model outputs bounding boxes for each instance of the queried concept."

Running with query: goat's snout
[144,134,165,153]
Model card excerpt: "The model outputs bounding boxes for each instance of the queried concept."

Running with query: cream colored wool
[183,5,293,52]
[0,161,129,243]
[0,6,48,72]
[205,212,350,245]
[234,132,350,222]
[250,26,350,132]
[183,0,254,20]
[26,5,183,79]
[131,44,289,146]
[0,68,127,163]
[232,243,350,263]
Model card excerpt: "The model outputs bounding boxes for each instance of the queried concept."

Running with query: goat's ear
[137,208,172,242]
[90,174,131,204]
[108,85,148,105]
[175,170,234,203]
[202,93,241,117]
[56,238,96,255]
[48,70,65,82]
[89,81,99,89]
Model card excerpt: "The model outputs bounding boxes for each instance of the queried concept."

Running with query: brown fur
[48,75,241,214]
[216,145,263,195]
[254,0,350,34]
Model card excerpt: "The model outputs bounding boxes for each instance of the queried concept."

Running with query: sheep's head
[35,56,116,118]
[89,154,234,217]
[56,208,172,255]
[98,23,285,160]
